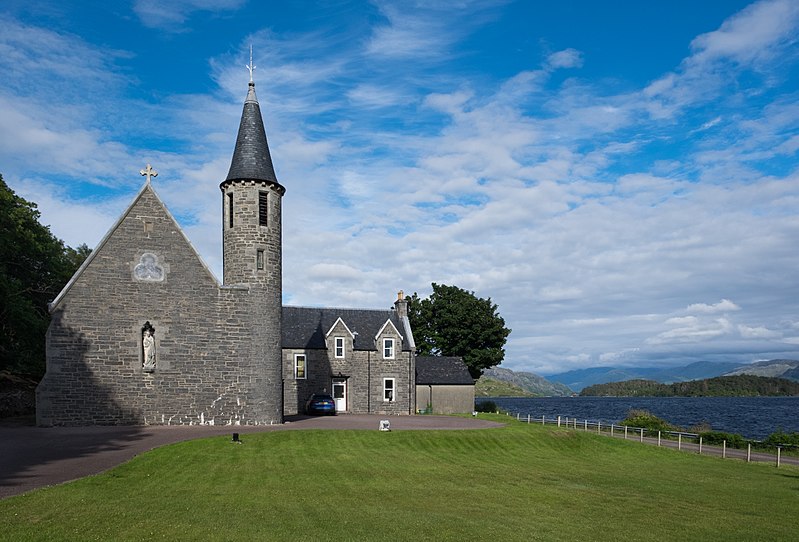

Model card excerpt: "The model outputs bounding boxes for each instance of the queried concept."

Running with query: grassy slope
[475,376,534,397]
[1,418,797,541]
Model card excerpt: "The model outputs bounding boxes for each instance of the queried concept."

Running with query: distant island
[580,375,799,397]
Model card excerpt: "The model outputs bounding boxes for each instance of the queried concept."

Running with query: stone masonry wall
[37,186,282,426]
[282,319,414,415]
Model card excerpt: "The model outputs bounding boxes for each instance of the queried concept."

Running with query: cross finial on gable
[140,164,158,184]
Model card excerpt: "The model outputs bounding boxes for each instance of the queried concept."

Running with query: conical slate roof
[224,81,280,185]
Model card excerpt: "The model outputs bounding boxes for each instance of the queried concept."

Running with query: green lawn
[1,416,797,541]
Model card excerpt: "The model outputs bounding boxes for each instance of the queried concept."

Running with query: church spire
[224,53,280,187]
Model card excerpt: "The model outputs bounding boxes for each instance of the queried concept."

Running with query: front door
[332,379,347,412]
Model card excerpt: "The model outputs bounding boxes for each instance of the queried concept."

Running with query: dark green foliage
[580,375,799,397]
[407,283,511,378]
[0,175,90,377]
[619,410,680,432]
[763,430,799,448]
[699,431,748,449]
[475,399,498,413]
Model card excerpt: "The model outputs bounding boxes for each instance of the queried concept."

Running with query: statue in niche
[142,321,156,372]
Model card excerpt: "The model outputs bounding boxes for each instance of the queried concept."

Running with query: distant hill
[724,359,799,381]
[548,361,744,392]
[580,375,799,397]
[475,377,534,397]
[481,367,573,396]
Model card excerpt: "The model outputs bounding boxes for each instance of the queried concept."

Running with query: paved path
[0,415,502,500]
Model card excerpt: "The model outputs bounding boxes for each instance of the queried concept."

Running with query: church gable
[50,182,218,311]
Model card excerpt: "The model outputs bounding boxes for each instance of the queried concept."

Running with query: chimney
[394,290,408,319]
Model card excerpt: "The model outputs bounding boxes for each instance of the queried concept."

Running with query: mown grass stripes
[1,417,797,541]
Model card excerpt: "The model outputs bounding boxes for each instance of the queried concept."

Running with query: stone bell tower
[220,56,285,423]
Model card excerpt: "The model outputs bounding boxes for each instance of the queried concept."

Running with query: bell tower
[221,56,284,423]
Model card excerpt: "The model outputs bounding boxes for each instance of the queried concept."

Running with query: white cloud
[687,299,741,314]
[133,0,246,30]
[547,48,583,70]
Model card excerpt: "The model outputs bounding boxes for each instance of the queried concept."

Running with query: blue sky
[2,0,798,375]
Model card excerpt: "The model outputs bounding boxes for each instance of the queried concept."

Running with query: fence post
[698,436,702,455]
[574,418,578,430]
[624,426,628,440]
[527,414,530,424]
[722,440,726,459]
[640,428,644,442]
[678,434,682,451]
[597,421,601,434]
[542,415,545,426]
[777,447,781,468]
[611,424,614,437]
[557,416,561,427]
[747,443,751,463]
[584,419,588,431]
[517,413,520,421]
[658,431,661,446]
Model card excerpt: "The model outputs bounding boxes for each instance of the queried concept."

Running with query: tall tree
[408,283,511,379]
[0,174,90,376]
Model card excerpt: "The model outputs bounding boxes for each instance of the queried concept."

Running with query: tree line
[580,375,799,397]
[1,174,90,377]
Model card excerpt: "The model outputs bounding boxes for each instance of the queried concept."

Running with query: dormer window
[335,337,345,358]
[383,338,395,359]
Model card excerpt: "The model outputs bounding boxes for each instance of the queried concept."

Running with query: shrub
[763,430,799,448]
[475,400,498,413]
[699,431,747,449]
[619,410,680,432]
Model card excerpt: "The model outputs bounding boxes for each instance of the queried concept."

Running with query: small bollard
[640,428,644,443]
[658,431,661,447]
[777,447,781,468]
[611,424,614,437]
[747,443,751,462]
[678,433,682,451]
[723,440,726,459]
[698,436,703,455]
[624,426,628,440]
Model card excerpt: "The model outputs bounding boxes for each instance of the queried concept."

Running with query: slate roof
[282,306,411,351]
[415,356,474,385]
[224,82,281,187]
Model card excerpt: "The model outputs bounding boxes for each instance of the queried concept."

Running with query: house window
[383,378,395,402]
[256,249,264,270]
[227,193,234,228]
[258,191,268,226]
[294,354,306,379]
[383,338,395,359]
[335,337,345,358]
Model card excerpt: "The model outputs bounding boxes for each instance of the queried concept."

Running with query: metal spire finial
[247,44,255,83]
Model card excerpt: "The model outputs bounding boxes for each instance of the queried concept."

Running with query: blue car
[305,394,336,415]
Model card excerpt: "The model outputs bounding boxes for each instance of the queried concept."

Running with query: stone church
[35,75,426,426]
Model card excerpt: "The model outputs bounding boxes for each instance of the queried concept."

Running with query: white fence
[503,411,798,468]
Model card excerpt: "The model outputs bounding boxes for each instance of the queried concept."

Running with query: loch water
[483,396,799,440]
